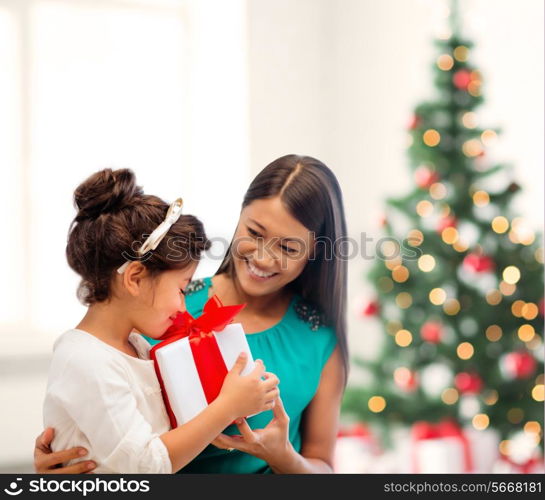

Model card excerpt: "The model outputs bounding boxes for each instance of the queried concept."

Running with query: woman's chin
[235,264,280,296]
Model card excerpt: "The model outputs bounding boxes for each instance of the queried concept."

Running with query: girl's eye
[247,227,262,238]
[179,288,187,296]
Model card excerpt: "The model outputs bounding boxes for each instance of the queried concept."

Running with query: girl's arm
[161,356,278,472]
[160,396,241,471]
[212,347,344,473]
[41,353,278,474]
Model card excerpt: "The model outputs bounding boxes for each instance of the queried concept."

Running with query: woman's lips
[244,258,278,281]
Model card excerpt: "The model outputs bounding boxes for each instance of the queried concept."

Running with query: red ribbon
[499,455,543,474]
[337,423,372,438]
[150,295,245,428]
[337,423,381,454]
[411,419,473,473]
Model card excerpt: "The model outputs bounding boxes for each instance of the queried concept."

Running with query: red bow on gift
[411,419,473,473]
[337,423,381,455]
[159,294,245,344]
[150,295,245,428]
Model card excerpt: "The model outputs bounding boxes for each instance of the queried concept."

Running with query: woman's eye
[281,245,297,254]
[247,227,262,238]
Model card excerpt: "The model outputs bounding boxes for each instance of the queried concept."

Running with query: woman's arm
[212,347,345,473]
[271,346,344,473]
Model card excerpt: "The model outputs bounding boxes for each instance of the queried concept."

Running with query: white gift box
[152,323,255,426]
[492,456,545,474]
[464,427,500,473]
[413,436,467,473]
[334,436,378,473]
[408,421,473,473]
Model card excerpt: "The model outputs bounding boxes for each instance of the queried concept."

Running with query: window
[0,0,249,344]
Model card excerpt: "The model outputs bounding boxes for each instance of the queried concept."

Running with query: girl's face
[231,196,315,297]
[134,262,198,338]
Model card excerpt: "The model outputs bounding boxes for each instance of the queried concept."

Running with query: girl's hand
[34,428,96,474]
[218,353,280,420]
[211,394,293,467]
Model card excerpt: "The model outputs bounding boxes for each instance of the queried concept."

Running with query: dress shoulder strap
[184,278,210,296]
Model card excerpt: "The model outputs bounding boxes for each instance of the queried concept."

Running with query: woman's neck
[76,301,137,356]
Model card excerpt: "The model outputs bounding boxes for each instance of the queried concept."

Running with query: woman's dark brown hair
[217,154,349,384]
[67,168,209,305]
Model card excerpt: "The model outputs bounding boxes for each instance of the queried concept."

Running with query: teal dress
[145,276,337,473]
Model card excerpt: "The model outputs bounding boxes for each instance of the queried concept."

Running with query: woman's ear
[122,261,149,297]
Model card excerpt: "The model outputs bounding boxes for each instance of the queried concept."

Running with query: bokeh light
[429,288,447,305]
[457,341,474,359]
[368,396,386,413]
[485,325,502,342]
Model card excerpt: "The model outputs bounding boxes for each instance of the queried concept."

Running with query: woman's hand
[211,394,294,468]
[213,347,344,473]
[34,428,96,474]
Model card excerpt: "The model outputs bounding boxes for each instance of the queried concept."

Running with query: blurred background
[0,0,542,473]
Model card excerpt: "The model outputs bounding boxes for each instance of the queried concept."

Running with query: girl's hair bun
[74,168,142,220]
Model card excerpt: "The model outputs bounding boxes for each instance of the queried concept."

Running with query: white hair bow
[117,198,184,274]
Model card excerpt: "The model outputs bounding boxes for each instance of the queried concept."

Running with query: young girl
[42,168,279,473]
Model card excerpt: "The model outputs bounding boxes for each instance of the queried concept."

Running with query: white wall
[246,0,544,373]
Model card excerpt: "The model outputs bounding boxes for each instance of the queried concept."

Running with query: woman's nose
[252,248,278,269]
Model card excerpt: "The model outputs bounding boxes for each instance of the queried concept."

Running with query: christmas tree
[342,3,544,461]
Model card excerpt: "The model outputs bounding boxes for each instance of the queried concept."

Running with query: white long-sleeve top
[43,329,172,473]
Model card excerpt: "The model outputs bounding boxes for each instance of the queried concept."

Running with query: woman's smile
[245,258,279,281]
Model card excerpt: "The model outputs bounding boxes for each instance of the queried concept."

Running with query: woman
[35,154,348,473]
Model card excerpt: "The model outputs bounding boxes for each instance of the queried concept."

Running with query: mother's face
[230,196,315,297]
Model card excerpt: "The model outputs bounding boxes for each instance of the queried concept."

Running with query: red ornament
[502,351,537,379]
[420,321,443,344]
[408,114,422,130]
[437,215,457,233]
[394,368,418,392]
[362,300,380,317]
[462,253,495,273]
[453,69,472,90]
[414,166,440,189]
[337,422,372,438]
[454,372,483,394]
